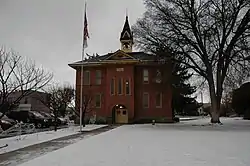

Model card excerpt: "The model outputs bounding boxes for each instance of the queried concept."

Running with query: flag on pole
[80,2,89,132]
[83,3,89,49]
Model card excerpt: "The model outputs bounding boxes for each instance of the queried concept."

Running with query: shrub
[134,117,174,124]
[173,117,180,122]
[74,117,90,125]
[95,117,107,124]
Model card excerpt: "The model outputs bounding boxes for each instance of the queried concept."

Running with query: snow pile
[0,124,107,154]
[17,118,250,166]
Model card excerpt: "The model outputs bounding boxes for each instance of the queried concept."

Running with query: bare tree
[222,56,250,116]
[38,84,74,131]
[78,89,101,127]
[55,84,75,117]
[221,90,234,115]
[224,60,250,90]
[66,93,94,127]
[41,84,101,128]
[0,47,53,119]
[132,0,250,123]
[81,93,93,127]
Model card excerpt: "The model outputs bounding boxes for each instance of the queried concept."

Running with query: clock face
[123,42,130,49]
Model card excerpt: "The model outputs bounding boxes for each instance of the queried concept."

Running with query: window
[110,78,115,95]
[125,79,131,95]
[83,71,90,85]
[95,94,101,108]
[155,70,162,84]
[143,69,149,83]
[117,78,123,95]
[95,70,102,85]
[143,92,149,108]
[156,93,162,108]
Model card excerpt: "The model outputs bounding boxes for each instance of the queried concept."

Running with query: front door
[115,108,128,124]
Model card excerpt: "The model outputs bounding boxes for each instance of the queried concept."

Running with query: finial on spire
[126,8,128,18]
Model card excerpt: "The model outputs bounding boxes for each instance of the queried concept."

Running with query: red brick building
[69,16,173,123]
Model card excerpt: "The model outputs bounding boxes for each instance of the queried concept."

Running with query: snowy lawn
[17,117,250,166]
[0,124,107,154]
[178,116,201,121]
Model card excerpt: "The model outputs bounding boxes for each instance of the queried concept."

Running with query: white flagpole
[79,2,87,132]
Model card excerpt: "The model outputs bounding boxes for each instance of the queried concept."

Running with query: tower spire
[120,11,133,52]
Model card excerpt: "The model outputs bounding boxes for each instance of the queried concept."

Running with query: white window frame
[143,69,149,83]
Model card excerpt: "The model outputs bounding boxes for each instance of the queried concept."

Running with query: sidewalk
[0,124,107,154]
[0,125,117,166]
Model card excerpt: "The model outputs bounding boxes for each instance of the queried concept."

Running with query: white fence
[0,122,36,138]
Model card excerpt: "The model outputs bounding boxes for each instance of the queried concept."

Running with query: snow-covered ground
[178,116,201,121]
[0,124,107,154]
[17,117,250,166]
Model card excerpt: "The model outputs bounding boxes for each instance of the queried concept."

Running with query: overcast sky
[0,0,145,84]
[0,0,210,102]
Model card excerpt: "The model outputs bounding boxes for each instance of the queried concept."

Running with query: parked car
[57,117,68,125]
[39,112,54,126]
[0,113,17,131]
[50,114,68,126]
[7,111,50,128]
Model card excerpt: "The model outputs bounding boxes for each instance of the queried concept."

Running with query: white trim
[143,69,149,84]
[122,31,131,38]
[104,50,137,60]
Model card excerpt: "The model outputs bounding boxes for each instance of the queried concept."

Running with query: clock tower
[120,15,133,52]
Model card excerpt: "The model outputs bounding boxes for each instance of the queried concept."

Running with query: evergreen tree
[156,49,199,117]
[171,62,199,116]
[232,82,250,120]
